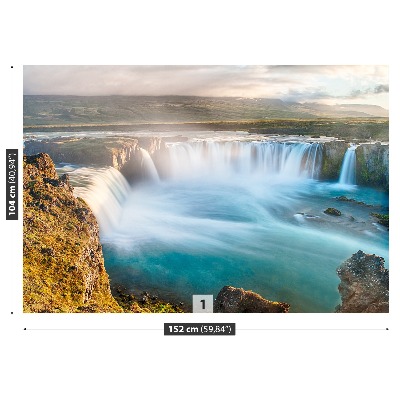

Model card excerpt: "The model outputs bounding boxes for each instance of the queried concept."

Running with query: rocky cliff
[24,137,138,169]
[356,143,389,190]
[319,141,389,190]
[336,250,389,313]
[320,140,348,180]
[24,136,166,183]
[23,153,122,312]
[24,136,389,190]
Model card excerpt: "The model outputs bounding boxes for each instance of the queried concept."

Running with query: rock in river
[214,286,290,313]
[336,250,389,313]
[324,207,342,216]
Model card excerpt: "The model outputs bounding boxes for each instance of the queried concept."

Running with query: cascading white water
[140,148,160,181]
[70,167,130,233]
[165,141,322,180]
[339,145,357,185]
[56,136,388,312]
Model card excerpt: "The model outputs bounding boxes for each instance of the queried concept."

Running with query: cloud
[374,84,389,93]
[23,65,295,97]
[350,89,364,98]
[281,88,333,102]
[349,84,389,99]
[23,65,389,108]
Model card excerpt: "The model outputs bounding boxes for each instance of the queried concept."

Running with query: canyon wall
[320,140,348,180]
[23,153,122,312]
[356,143,389,190]
[24,137,389,190]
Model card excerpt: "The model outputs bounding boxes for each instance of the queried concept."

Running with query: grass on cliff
[370,213,389,228]
[23,156,122,313]
[112,286,185,313]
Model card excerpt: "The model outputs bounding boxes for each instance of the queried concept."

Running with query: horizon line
[23,94,388,110]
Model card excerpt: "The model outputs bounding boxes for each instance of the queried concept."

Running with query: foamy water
[58,137,388,312]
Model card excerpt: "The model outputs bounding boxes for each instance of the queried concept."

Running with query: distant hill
[23,95,388,127]
[301,103,388,118]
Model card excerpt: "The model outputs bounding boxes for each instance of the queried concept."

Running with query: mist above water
[162,140,322,180]
[64,138,388,312]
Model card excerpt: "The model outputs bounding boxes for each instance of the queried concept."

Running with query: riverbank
[24,117,389,142]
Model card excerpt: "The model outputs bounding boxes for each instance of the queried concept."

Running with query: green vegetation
[23,153,122,312]
[371,213,389,228]
[23,153,183,313]
[356,145,389,190]
[320,141,347,180]
[324,208,342,216]
[23,95,388,142]
[24,118,389,143]
[336,196,373,207]
[112,286,184,313]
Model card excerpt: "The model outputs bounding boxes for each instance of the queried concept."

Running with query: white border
[2,1,398,397]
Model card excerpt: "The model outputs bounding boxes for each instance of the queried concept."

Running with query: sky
[23,65,389,109]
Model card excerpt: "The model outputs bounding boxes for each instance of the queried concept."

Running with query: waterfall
[165,140,322,180]
[55,136,388,313]
[140,148,160,182]
[339,145,357,185]
[70,167,130,233]
[63,140,323,232]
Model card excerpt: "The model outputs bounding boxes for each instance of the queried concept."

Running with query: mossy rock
[320,141,348,180]
[355,144,389,190]
[371,213,389,228]
[23,153,122,313]
[324,207,342,216]
[24,137,141,169]
[112,286,185,313]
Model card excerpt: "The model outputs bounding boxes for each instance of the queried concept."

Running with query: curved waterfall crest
[71,167,130,233]
[165,140,322,180]
[59,136,387,312]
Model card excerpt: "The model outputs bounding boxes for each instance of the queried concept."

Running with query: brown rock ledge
[23,153,122,312]
[336,250,389,313]
[214,286,290,313]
